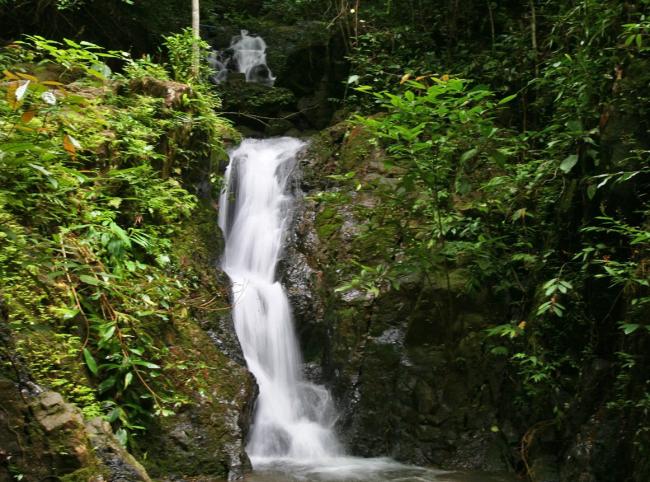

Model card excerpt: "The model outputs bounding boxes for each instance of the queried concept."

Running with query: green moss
[15,331,102,418]
[351,223,399,265]
[216,80,295,116]
[59,465,109,482]
[339,125,374,170]
[315,207,343,240]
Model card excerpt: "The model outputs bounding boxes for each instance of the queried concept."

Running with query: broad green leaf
[61,307,79,320]
[498,93,517,105]
[587,184,597,200]
[347,74,360,85]
[460,148,478,163]
[98,376,117,393]
[101,325,116,342]
[107,407,120,422]
[79,274,100,286]
[560,154,579,173]
[83,348,99,375]
[131,359,161,369]
[621,323,640,335]
[115,428,128,446]
[28,163,52,176]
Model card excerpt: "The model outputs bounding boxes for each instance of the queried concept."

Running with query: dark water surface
[245,457,517,482]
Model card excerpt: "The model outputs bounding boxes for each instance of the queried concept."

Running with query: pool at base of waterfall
[246,457,516,482]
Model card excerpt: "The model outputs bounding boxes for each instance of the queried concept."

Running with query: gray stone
[85,418,152,482]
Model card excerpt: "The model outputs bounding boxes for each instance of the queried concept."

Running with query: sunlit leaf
[16,72,38,82]
[63,134,81,157]
[498,93,517,105]
[347,74,360,85]
[460,148,478,162]
[79,274,100,286]
[124,372,134,389]
[41,91,57,105]
[14,80,30,101]
[115,428,128,447]
[621,323,640,335]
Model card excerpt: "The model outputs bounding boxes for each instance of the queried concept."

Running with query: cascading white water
[208,30,275,86]
[230,30,275,86]
[219,137,340,463]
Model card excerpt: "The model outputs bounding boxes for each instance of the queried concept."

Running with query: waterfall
[219,137,340,463]
[210,30,275,86]
[231,30,275,86]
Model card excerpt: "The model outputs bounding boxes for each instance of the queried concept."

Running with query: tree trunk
[191,0,200,79]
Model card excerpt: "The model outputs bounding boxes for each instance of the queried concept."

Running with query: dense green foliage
[0,36,233,446]
[321,0,650,475]
[1,0,649,480]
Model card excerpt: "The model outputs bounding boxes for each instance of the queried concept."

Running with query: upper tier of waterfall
[209,30,275,86]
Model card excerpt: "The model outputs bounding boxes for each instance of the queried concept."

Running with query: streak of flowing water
[219,137,339,462]
[218,137,517,482]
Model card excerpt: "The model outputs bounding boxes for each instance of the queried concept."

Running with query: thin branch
[58,234,91,349]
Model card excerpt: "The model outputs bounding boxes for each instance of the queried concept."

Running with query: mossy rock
[59,465,109,482]
[315,206,344,240]
[216,79,296,117]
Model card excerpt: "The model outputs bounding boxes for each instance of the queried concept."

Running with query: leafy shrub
[0,36,228,446]
[163,28,211,83]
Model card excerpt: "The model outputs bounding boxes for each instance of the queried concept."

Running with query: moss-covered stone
[0,375,149,481]
[315,206,344,240]
[216,79,295,116]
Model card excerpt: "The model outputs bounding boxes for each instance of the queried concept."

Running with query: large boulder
[0,381,151,482]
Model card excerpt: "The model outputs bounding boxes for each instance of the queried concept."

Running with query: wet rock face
[142,368,256,481]
[280,123,511,471]
[280,123,649,482]
[0,380,150,481]
[84,418,152,481]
